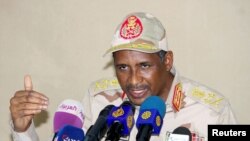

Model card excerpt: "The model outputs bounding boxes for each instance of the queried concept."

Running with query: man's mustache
[125,84,149,91]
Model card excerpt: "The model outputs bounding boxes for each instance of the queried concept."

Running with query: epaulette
[88,76,122,96]
[183,80,227,113]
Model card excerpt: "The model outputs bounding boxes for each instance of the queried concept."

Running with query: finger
[14,90,49,101]
[24,75,33,91]
[10,102,47,119]
[18,102,48,111]
[10,103,44,114]
[28,91,49,101]
[10,101,44,119]
[11,93,49,106]
[22,109,42,116]
[14,109,42,118]
[13,90,29,97]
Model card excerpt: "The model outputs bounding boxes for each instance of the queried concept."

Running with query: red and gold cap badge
[120,15,143,39]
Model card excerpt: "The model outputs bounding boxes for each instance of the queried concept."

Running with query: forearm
[10,120,39,141]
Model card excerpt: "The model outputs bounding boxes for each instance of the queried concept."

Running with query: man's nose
[129,69,142,86]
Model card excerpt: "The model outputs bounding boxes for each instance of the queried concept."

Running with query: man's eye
[117,65,128,70]
[141,63,150,69]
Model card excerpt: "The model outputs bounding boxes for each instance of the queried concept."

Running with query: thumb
[24,75,33,91]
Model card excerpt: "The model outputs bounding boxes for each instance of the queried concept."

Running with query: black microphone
[105,101,135,141]
[84,104,115,141]
[168,126,192,141]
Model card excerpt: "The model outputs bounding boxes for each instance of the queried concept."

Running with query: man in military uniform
[9,12,237,141]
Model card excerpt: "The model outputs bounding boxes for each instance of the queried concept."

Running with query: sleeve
[217,100,238,124]
[81,77,124,134]
[81,89,94,134]
[10,120,39,141]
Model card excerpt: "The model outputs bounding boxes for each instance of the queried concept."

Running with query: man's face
[113,50,170,105]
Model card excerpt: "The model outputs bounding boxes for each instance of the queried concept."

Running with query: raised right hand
[9,75,49,132]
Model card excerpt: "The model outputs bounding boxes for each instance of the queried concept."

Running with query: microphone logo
[126,115,134,129]
[141,111,152,119]
[112,107,124,117]
[61,134,81,141]
[140,111,162,127]
[54,99,84,133]
[56,125,84,141]
[156,115,161,127]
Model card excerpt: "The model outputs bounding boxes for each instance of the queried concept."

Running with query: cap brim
[103,42,161,57]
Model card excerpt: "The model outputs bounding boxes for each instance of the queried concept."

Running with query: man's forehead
[113,50,160,62]
[113,50,157,56]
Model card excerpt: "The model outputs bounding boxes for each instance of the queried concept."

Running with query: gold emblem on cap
[120,15,143,39]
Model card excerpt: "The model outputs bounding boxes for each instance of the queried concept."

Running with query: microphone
[167,126,192,141]
[136,96,166,141]
[84,104,115,141]
[52,99,85,140]
[54,125,84,141]
[105,101,135,141]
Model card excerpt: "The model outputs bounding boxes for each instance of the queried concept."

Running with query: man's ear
[164,51,173,71]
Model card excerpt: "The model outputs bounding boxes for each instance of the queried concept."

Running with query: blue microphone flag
[56,125,84,141]
[136,96,166,135]
[106,101,135,136]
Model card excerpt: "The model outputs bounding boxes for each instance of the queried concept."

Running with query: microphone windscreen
[53,99,85,133]
[172,126,192,141]
[107,100,135,136]
[56,125,84,141]
[140,96,166,118]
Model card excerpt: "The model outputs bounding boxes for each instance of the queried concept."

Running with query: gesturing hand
[9,75,49,132]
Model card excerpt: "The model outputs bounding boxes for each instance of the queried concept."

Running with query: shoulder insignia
[88,77,122,96]
[187,86,226,113]
[172,83,184,112]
